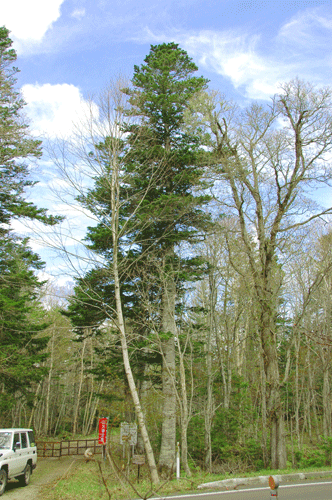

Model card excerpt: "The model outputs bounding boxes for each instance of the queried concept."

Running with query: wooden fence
[36,439,103,457]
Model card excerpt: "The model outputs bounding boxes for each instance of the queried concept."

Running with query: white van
[0,428,37,496]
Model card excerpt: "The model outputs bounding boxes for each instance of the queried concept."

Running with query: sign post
[268,476,279,498]
[132,454,145,482]
[176,442,180,479]
[120,422,137,446]
[98,417,108,459]
[120,422,138,476]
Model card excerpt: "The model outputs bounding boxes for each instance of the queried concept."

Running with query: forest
[2,24,332,484]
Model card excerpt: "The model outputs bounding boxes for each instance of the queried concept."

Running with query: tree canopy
[0,26,59,227]
[0,27,59,414]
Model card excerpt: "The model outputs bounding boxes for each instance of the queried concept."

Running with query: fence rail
[36,439,103,457]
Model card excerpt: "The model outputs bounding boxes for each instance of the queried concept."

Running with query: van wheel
[0,469,7,496]
[19,464,31,486]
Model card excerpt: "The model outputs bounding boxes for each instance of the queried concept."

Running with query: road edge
[197,470,332,490]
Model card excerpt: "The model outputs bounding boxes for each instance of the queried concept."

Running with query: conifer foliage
[123,43,211,469]
[0,27,57,413]
[67,43,212,470]
[0,26,55,225]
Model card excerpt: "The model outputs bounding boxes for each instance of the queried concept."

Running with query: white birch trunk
[72,337,87,435]
[110,144,159,484]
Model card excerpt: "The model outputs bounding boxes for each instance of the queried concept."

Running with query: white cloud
[2,0,65,51]
[71,8,86,20]
[278,8,332,48]
[138,5,332,100]
[37,270,75,289]
[22,83,98,138]
[152,29,281,99]
[135,28,279,98]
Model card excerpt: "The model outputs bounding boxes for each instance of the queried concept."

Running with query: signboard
[98,417,108,445]
[120,422,137,446]
[132,454,145,465]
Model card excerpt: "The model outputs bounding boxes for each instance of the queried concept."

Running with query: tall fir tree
[81,43,211,470]
[0,235,50,417]
[0,26,59,416]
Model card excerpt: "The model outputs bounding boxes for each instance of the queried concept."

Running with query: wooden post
[132,455,145,483]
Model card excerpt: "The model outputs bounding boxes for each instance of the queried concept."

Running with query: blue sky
[7,0,332,100]
[2,0,332,283]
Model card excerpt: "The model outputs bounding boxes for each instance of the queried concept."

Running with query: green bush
[187,415,205,464]
[318,436,332,465]
[294,446,326,468]
[244,438,264,470]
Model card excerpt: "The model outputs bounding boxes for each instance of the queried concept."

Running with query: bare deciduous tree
[192,79,332,467]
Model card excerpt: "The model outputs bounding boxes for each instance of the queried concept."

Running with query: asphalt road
[150,480,332,500]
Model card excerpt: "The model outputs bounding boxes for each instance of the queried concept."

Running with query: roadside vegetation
[39,455,332,500]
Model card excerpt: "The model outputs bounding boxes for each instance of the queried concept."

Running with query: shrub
[294,445,326,468]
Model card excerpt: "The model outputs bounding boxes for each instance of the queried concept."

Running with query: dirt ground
[3,456,84,500]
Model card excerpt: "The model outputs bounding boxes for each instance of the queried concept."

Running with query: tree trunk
[82,337,95,435]
[321,349,331,437]
[177,335,192,476]
[113,266,159,484]
[261,301,287,469]
[44,326,55,435]
[111,159,159,484]
[158,265,177,472]
[204,338,213,471]
[260,352,268,467]
[294,333,301,443]
[72,337,87,435]
[204,268,216,471]
[28,381,42,429]
[86,380,104,436]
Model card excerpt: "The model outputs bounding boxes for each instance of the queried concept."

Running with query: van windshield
[0,432,12,449]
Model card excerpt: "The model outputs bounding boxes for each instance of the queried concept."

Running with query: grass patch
[41,460,112,500]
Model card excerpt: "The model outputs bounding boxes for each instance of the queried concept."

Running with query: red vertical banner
[98,417,108,445]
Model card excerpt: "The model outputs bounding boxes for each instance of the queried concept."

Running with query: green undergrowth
[40,459,332,500]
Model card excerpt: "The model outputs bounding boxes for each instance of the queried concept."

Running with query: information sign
[98,417,108,445]
[132,454,145,465]
[120,422,137,446]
